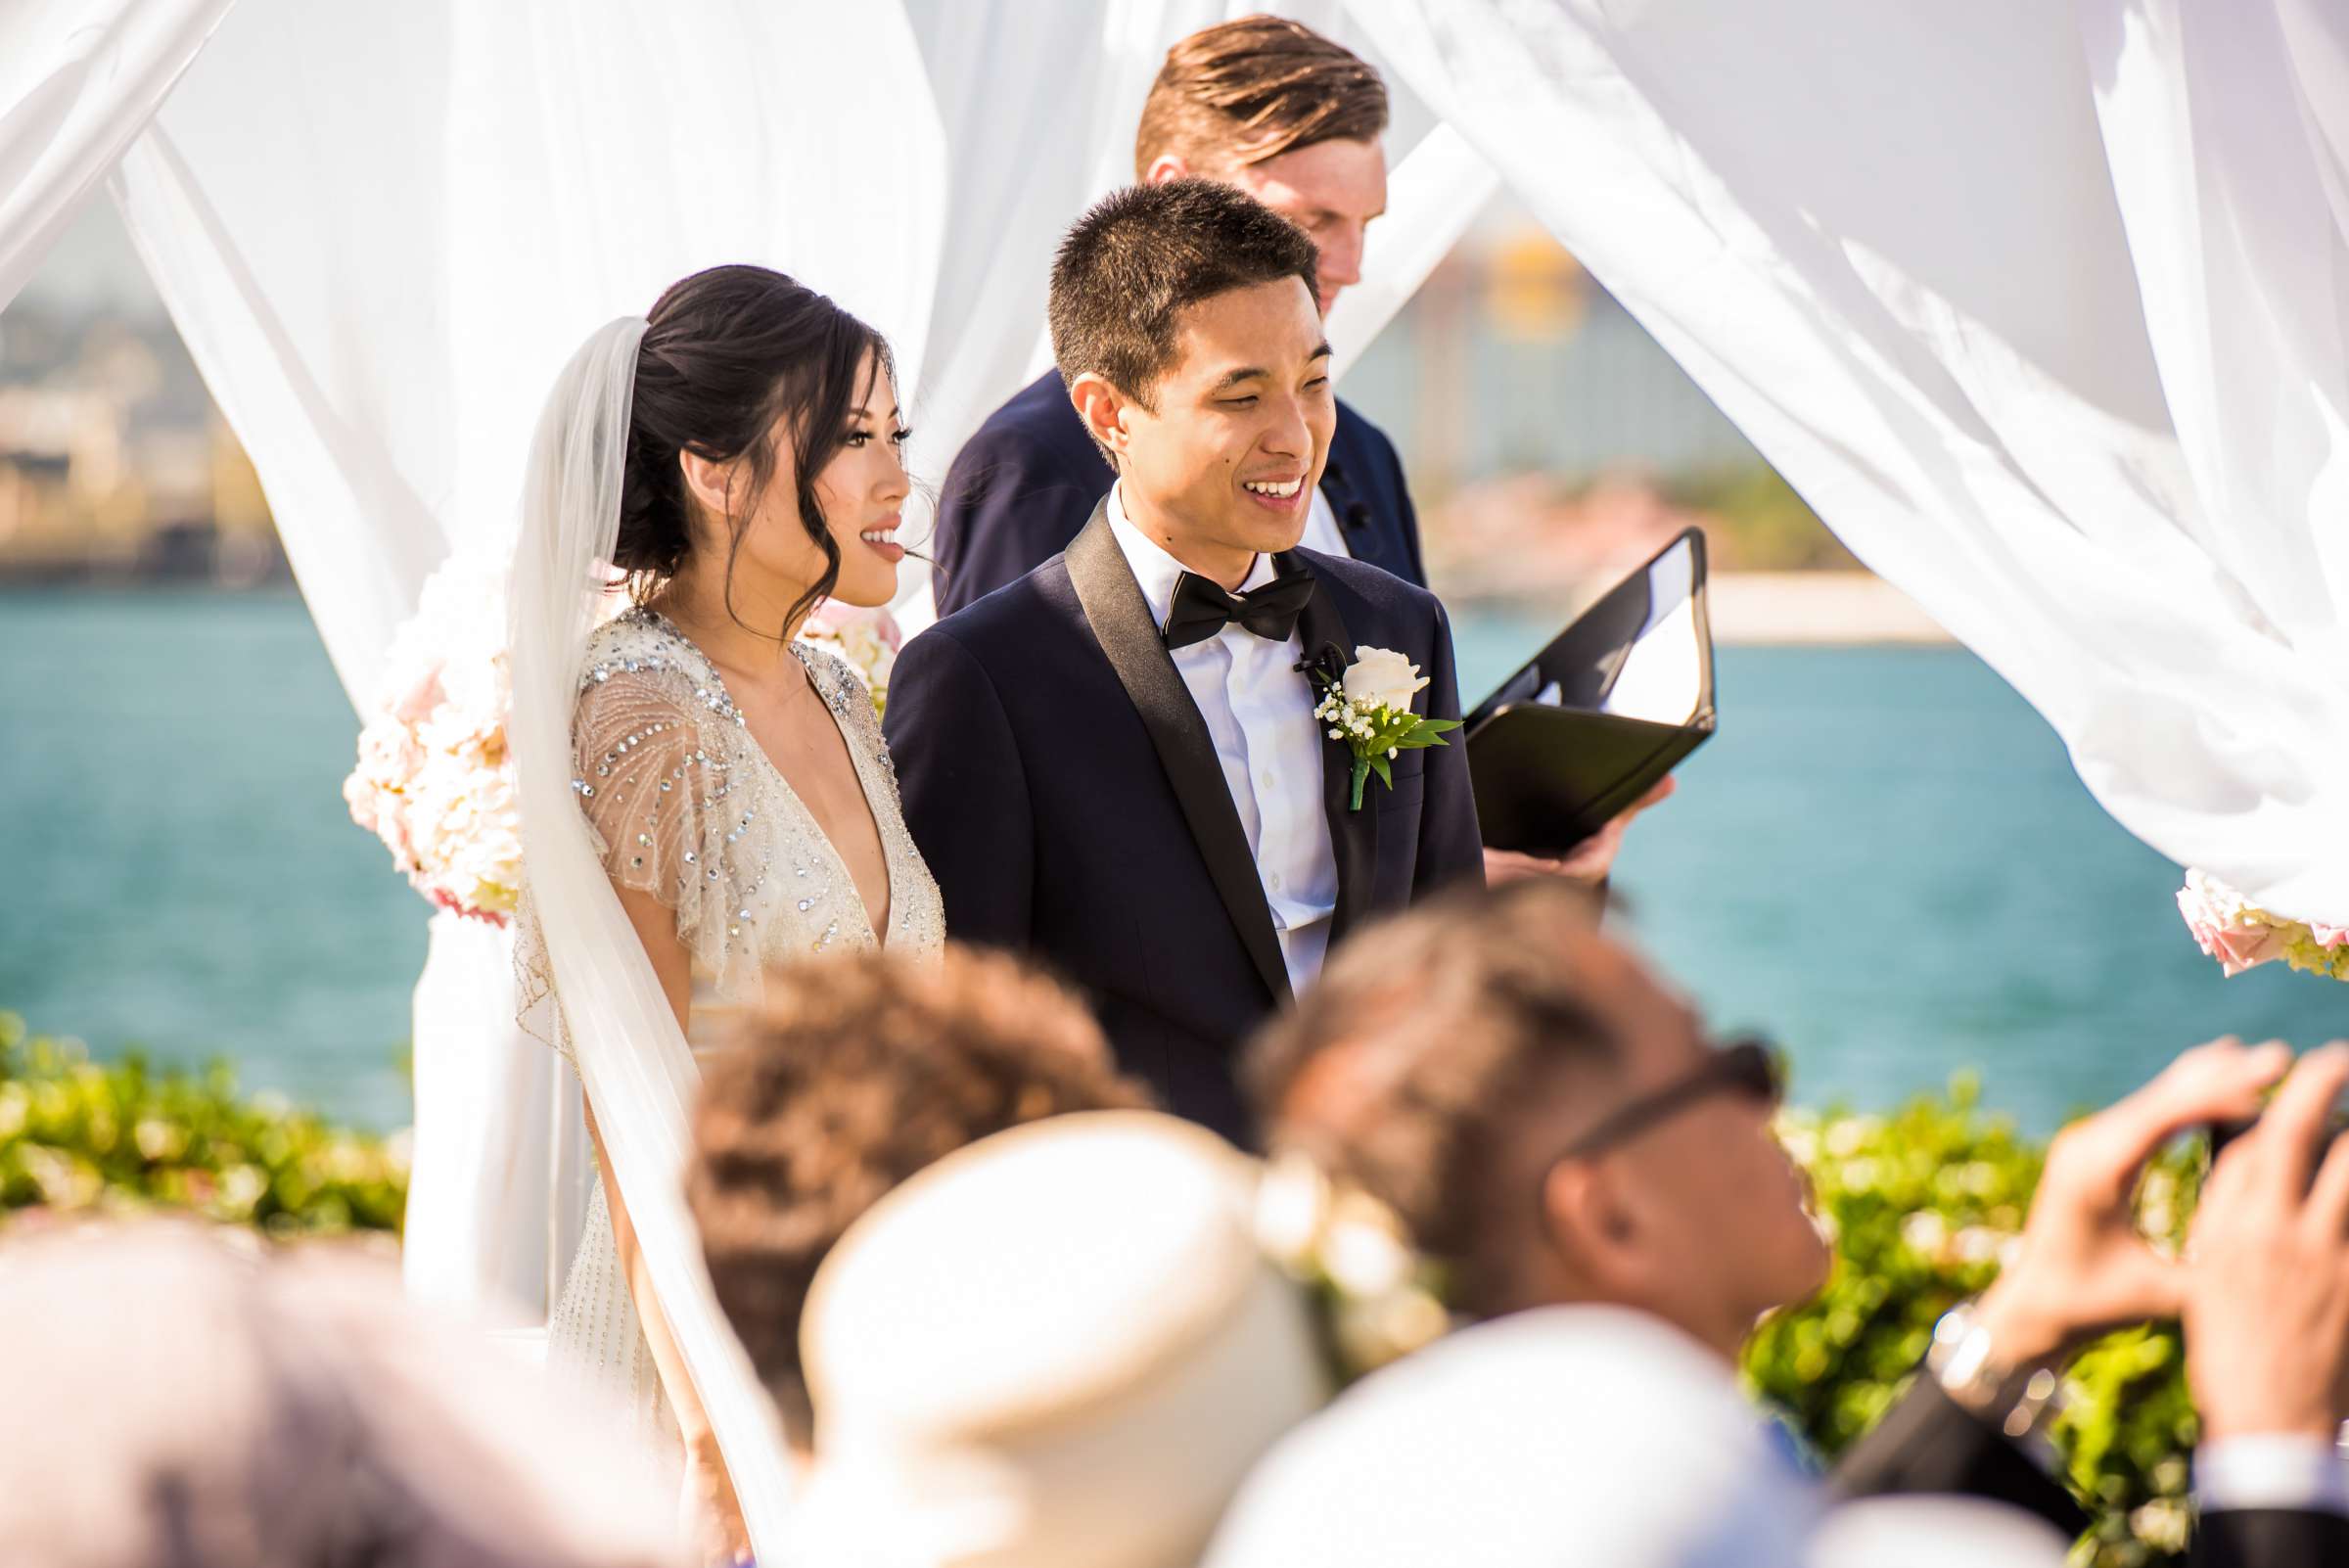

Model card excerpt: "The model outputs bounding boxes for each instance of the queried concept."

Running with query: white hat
[1204,1304,1810,1568]
[796,1110,1331,1568]
[1203,1304,2067,1568]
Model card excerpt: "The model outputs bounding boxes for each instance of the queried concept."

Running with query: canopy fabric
[112,0,945,702]
[0,0,231,310]
[1344,0,2349,923]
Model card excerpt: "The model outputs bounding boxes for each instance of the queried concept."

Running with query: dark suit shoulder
[1833,1377,2090,1542]
[1333,395,1403,464]
[2198,1504,2349,1568]
[951,370,1101,475]
[1297,545,1443,621]
[917,554,1081,657]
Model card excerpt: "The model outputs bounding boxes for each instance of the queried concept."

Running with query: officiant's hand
[1967,1037,2290,1373]
[1484,776,1677,890]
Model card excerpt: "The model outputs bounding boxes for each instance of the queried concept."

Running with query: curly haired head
[687,945,1150,1440]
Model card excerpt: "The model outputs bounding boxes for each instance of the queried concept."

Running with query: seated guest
[793,1111,1330,1568]
[0,1221,681,1568]
[1245,879,2349,1565]
[685,944,1149,1446]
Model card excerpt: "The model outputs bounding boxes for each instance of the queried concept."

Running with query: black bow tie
[1161,564,1317,651]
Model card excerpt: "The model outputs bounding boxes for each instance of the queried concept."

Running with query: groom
[885,180,1483,1140]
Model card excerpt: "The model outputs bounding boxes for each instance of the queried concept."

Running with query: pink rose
[378,805,417,872]
[2309,922,2349,949]
[392,667,444,725]
[2186,915,2289,977]
[341,771,379,832]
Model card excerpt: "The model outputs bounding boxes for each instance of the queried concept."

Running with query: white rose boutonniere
[1308,644,1461,810]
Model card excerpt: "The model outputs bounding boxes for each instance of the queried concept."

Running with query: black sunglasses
[1543,1035,1786,1169]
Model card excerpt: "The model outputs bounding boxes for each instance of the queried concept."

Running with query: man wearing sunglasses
[1250,879,2349,1566]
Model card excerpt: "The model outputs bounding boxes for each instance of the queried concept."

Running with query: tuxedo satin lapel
[1067,508,1293,1007]
[1293,564,1378,946]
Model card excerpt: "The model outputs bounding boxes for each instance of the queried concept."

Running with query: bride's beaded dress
[521,605,944,1446]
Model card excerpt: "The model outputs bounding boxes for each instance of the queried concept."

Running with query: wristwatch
[1928,1300,2062,1441]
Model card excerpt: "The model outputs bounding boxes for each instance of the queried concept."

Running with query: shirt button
[1260,771,1276,789]
[1269,872,1284,891]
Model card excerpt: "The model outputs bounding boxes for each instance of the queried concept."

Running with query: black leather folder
[1465,528,1716,853]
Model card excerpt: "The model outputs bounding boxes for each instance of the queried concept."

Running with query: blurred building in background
[1346,208,1857,609]
[0,300,281,585]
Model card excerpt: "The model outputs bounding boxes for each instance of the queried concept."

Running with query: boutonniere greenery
[1307,644,1461,810]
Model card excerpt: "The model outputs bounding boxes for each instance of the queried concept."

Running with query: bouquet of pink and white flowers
[343,556,525,926]
[2177,868,2349,982]
[797,597,901,715]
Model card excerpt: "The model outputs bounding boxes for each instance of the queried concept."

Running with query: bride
[509,265,944,1563]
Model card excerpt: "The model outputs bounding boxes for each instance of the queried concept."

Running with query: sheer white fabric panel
[895,0,1130,600]
[400,912,557,1322]
[0,0,230,309]
[114,0,943,702]
[1322,124,1499,374]
[1346,0,2349,922]
[109,0,472,703]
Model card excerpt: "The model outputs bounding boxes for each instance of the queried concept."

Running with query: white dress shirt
[1108,483,1339,997]
[1301,483,1353,559]
[2194,1433,2349,1518]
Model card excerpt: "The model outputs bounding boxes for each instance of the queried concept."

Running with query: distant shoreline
[1448,570,1952,646]
[1703,571,1951,645]
[7,569,1956,647]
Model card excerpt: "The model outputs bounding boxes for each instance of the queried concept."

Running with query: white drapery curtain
[0,0,231,309]
[1345,0,2349,924]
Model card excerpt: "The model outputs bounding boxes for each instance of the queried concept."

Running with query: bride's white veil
[507,317,794,1555]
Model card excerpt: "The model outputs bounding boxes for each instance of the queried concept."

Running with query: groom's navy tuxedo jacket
[885,504,1484,1141]
[930,369,1428,618]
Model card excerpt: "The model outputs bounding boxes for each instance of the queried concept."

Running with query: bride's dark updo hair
[616,264,895,633]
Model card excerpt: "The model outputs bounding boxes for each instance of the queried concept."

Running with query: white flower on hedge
[1823,1121,1864,1159]
[1341,645,1429,714]
[2130,1498,2190,1554]
[1952,1225,2004,1265]
[1899,1211,1947,1258]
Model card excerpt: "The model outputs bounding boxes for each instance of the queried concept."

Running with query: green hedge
[0,1010,2201,1561]
[1750,1072,2199,1567]
[0,1011,405,1237]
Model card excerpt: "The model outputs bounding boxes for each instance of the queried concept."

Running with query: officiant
[928,15,1674,896]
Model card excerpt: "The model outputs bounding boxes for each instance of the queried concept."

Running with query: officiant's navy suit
[930,369,1427,617]
[885,502,1483,1141]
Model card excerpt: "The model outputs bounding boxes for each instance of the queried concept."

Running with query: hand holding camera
[2186,1040,2349,1443]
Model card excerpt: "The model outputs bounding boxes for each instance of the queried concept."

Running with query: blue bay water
[2,589,2338,1133]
